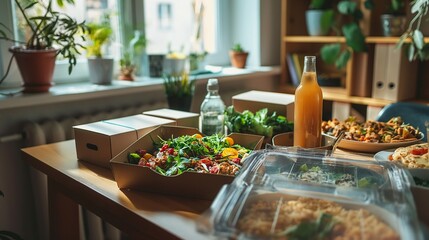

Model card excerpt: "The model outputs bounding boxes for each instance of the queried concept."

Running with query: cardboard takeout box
[74,114,176,168]
[232,90,295,120]
[110,125,264,200]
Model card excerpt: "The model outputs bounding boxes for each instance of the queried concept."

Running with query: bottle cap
[207,78,219,91]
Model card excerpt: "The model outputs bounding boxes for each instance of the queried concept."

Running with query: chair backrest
[376,102,429,141]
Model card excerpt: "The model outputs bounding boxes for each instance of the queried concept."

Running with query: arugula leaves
[224,106,293,138]
[279,212,337,240]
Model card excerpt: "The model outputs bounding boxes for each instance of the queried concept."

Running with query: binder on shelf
[371,44,417,101]
[286,53,299,86]
[372,44,389,99]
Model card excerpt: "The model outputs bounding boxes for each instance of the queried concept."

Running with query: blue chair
[376,102,429,142]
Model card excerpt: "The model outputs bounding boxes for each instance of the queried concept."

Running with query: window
[0,0,221,89]
[144,0,216,55]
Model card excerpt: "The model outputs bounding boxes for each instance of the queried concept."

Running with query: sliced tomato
[410,148,428,155]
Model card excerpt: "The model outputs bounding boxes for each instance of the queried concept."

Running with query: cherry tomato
[167,148,175,155]
[160,144,169,152]
[410,148,428,155]
[200,158,212,166]
[232,158,241,164]
[210,165,219,174]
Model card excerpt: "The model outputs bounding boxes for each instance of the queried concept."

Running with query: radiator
[19,105,154,240]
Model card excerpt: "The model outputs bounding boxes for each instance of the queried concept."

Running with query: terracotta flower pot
[9,46,57,93]
[229,51,249,68]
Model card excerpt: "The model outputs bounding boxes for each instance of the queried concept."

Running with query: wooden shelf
[284,36,346,43]
[280,0,427,119]
[284,36,429,44]
[279,85,392,107]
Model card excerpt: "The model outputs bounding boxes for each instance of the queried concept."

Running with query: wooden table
[22,140,427,239]
[22,140,213,240]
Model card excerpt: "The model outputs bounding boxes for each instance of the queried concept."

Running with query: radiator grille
[22,107,151,240]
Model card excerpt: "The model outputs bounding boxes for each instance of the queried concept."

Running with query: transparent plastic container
[198,148,424,240]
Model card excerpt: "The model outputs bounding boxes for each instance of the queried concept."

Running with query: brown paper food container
[74,114,176,168]
[271,132,336,150]
[110,125,264,200]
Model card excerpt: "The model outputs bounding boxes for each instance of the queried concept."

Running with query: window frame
[0,0,227,89]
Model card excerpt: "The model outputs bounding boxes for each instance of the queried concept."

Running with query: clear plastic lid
[198,148,424,240]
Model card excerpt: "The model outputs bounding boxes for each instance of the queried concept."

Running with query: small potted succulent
[86,16,113,85]
[229,43,249,68]
[118,51,135,81]
[0,0,87,93]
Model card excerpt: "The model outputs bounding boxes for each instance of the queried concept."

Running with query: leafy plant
[0,0,87,74]
[231,43,246,53]
[320,0,374,69]
[387,0,406,14]
[86,15,112,58]
[163,73,195,98]
[309,0,333,10]
[189,51,208,71]
[398,0,429,61]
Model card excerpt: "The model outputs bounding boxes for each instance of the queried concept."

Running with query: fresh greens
[129,134,251,176]
[224,106,293,138]
[357,177,378,188]
[279,212,336,240]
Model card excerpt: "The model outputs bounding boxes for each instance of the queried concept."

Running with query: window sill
[0,66,280,110]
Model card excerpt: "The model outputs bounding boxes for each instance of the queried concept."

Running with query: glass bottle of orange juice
[293,56,323,148]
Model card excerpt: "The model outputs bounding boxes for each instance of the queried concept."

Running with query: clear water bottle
[200,78,225,136]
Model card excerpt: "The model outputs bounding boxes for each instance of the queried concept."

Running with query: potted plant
[306,0,335,36]
[163,49,187,76]
[0,0,87,93]
[189,51,208,72]
[86,16,113,85]
[229,43,249,68]
[128,30,147,76]
[117,30,147,81]
[381,0,407,36]
[320,0,374,69]
[163,73,195,112]
[118,51,135,81]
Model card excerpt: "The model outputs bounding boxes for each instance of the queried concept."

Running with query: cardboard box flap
[105,114,176,137]
[143,108,199,120]
[74,121,136,136]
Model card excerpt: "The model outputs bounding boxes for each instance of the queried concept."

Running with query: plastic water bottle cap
[207,78,219,91]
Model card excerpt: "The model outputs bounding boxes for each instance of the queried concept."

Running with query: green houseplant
[86,16,113,85]
[320,0,374,69]
[163,73,195,111]
[0,0,87,93]
[229,43,249,68]
[306,0,335,36]
[398,0,429,61]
